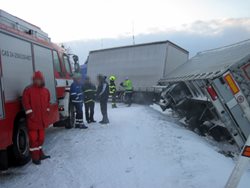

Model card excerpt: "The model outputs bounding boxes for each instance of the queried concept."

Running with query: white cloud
[179,18,250,36]
[65,18,250,62]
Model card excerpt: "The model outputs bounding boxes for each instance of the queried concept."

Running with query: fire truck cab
[0,10,78,169]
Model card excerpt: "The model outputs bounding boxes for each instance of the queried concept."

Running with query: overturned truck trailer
[160,39,250,148]
[87,41,188,103]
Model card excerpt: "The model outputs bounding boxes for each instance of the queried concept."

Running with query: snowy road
[1,104,250,188]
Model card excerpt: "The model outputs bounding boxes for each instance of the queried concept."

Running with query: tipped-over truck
[159,39,250,148]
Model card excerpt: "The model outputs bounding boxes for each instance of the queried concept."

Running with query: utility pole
[132,21,135,45]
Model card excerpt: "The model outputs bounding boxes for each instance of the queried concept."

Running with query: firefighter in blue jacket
[70,73,88,129]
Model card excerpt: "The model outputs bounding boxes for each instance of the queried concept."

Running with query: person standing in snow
[109,75,117,108]
[70,73,88,129]
[83,76,96,124]
[120,77,133,106]
[22,71,51,165]
[96,74,110,124]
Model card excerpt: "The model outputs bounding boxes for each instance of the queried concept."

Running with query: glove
[26,112,33,119]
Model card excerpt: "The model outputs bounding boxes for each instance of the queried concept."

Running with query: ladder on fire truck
[0,9,50,42]
[225,134,250,188]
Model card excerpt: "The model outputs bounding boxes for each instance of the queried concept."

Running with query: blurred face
[33,78,43,87]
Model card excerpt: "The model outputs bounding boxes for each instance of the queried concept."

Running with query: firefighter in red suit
[22,71,51,165]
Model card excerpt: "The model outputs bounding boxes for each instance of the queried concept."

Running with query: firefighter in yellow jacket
[120,77,133,107]
[109,75,117,108]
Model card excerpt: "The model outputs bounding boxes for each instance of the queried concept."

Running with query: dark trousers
[100,99,108,120]
[111,94,116,105]
[85,101,95,122]
[74,103,84,125]
[125,92,133,105]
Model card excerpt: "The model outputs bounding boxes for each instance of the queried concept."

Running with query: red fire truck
[0,10,77,169]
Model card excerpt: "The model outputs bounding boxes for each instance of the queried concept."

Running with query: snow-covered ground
[1,104,250,188]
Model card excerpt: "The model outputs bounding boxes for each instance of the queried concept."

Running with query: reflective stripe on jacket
[70,81,83,103]
[83,82,96,104]
[109,81,116,94]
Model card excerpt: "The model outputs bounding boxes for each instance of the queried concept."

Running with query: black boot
[100,120,109,124]
[32,160,41,165]
[79,124,88,129]
[90,119,96,123]
[100,116,109,124]
[40,154,51,160]
[75,124,80,128]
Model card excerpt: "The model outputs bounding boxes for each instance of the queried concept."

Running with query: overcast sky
[1,0,250,42]
[1,0,250,61]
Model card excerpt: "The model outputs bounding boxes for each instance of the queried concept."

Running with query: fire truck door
[213,77,250,139]
[33,45,56,104]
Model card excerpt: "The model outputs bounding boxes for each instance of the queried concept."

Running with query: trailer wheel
[65,102,75,129]
[209,126,227,142]
[121,93,127,103]
[188,116,199,131]
[10,118,30,166]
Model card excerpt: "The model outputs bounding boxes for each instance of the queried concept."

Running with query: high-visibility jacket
[22,85,50,130]
[70,81,83,103]
[109,81,116,94]
[83,82,96,103]
[123,79,133,91]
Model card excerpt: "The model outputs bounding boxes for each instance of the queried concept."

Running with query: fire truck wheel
[65,103,75,129]
[10,118,30,166]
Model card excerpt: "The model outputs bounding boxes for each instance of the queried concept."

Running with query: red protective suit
[22,71,50,161]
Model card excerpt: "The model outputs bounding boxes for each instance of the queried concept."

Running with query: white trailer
[86,41,188,102]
